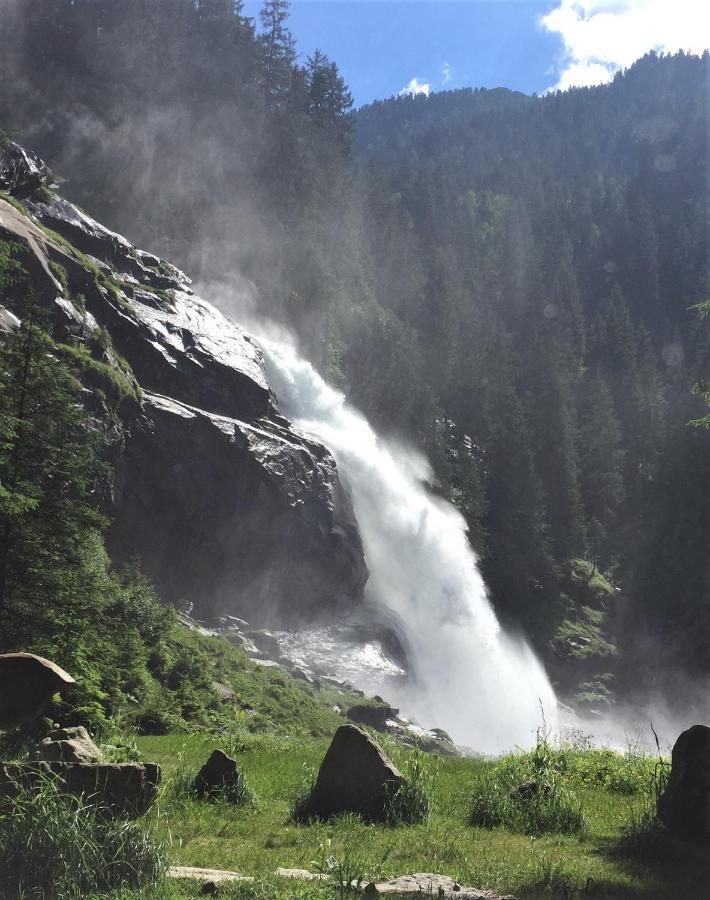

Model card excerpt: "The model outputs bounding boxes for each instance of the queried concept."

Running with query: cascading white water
[260,337,557,753]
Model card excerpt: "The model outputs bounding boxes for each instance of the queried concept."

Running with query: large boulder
[296,724,405,822]
[37,725,102,764]
[658,724,710,839]
[0,653,75,729]
[0,761,161,817]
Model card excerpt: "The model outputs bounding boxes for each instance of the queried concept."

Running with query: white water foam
[259,337,557,753]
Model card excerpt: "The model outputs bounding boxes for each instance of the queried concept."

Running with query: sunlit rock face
[0,143,367,625]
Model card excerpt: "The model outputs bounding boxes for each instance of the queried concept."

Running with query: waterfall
[260,337,557,753]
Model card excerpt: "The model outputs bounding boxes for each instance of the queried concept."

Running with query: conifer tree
[0,313,106,648]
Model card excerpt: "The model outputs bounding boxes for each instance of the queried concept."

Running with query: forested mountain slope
[353,55,710,699]
[0,0,707,708]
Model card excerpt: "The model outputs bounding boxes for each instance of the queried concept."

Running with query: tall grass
[469,732,587,836]
[311,816,367,897]
[385,749,434,825]
[0,774,166,899]
[168,761,254,807]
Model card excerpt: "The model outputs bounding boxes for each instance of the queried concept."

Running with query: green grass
[4,619,703,898]
[109,731,709,900]
[58,339,142,410]
[2,714,708,898]
[136,624,367,740]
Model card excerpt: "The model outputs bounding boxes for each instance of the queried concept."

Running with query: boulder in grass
[0,653,75,729]
[194,749,242,799]
[658,724,710,839]
[296,724,404,822]
[0,761,161,817]
[38,725,102,764]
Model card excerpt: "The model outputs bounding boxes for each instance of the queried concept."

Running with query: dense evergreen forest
[0,0,708,711]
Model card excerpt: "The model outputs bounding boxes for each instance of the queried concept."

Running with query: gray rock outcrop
[37,725,102,764]
[658,724,710,839]
[346,702,399,732]
[0,761,161,817]
[0,142,368,626]
[296,724,404,822]
[0,653,75,729]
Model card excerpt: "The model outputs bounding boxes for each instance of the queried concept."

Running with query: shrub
[469,733,587,836]
[0,774,166,898]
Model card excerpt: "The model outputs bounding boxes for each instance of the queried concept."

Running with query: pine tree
[0,313,107,648]
[258,0,295,107]
[578,373,625,565]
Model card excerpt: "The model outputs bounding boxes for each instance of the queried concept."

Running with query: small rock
[277,656,296,670]
[373,874,514,899]
[212,682,236,703]
[276,867,327,881]
[509,780,551,801]
[218,615,251,631]
[431,728,455,745]
[292,667,316,684]
[245,630,281,657]
[194,749,242,798]
[167,866,251,885]
[38,725,102,764]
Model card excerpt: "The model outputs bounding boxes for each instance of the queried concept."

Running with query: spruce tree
[0,312,107,649]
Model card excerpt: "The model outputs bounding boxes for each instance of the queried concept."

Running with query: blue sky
[243,0,710,107]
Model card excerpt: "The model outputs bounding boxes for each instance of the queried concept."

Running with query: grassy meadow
[2,629,708,899]
[103,730,708,900]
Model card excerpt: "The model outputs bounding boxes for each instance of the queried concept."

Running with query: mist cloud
[399,77,430,97]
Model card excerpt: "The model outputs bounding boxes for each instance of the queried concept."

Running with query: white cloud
[542,0,710,91]
[441,61,453,85]
[399,77,430,97]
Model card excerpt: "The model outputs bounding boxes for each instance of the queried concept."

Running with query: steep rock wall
[0,143,367,625]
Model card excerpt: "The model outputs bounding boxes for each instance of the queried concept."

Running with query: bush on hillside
[469,734,587,836]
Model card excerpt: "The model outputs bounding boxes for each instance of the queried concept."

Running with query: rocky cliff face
[0,142,367,625]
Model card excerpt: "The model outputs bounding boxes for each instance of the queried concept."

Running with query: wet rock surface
[296,724,404,822]
[0,142,52,196]
[195,613,460,756]
[658,724,710,839]
[0,144,367,625]
[347,702,400,731]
